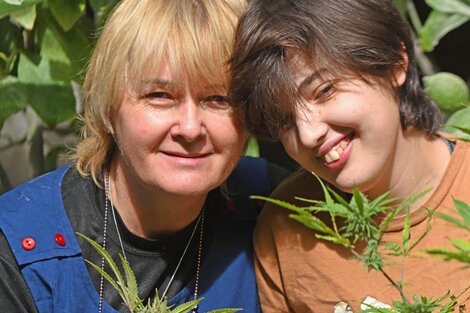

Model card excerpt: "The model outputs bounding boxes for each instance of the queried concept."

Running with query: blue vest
[0,156,271,313]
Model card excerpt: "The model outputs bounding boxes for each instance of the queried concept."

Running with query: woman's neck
[107,163,207,239]
[366,130,451,212]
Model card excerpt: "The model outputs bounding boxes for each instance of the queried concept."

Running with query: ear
[391,49,408,88]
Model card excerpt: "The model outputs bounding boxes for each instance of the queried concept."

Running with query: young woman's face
[112,62,247,196]
[281,55,406,195]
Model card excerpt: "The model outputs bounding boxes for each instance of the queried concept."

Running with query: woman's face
[281,55,406,196]
[111,62,247,197]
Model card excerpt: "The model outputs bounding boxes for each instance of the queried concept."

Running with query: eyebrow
[139,79,175,90]
[297,68,328,92]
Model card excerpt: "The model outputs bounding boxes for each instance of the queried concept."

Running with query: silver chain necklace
[98,172,204,313]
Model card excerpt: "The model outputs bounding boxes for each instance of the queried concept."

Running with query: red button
[22,237,36,250]
[54,233,66,246]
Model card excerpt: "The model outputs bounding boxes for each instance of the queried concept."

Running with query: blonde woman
[0,1,288,312]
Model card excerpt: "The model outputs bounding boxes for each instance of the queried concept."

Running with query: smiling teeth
[323,140,349,164]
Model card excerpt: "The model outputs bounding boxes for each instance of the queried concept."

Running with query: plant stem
[406,0,422,33]
[379,267,410,304]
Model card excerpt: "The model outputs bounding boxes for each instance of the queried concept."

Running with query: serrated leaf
[420,10,469,52]
[120,254,140,308]
[84,259,120,292]
[310,171,335,206]
[426,0,470,17]
[250,195,306,215]
[76,233,124,284]
[170,298,201,313]
[352,187,364,215]
[48,0,85,31]
[385,242,402,255]
[288,213,334,234]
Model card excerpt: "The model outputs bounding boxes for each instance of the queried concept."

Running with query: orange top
[254,139,470,313]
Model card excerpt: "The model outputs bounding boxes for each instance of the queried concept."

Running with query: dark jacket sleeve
[0,231,39,313]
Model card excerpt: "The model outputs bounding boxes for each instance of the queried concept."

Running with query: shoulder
[255,169,325,234]
[269,169,325,204]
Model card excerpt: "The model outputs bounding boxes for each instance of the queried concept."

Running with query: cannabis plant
[77,233,241,313]
[252,174,467,312]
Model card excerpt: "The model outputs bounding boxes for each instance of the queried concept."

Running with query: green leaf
[48,0,86,31]
[27,83,76,126]
[310,172,335,207]
[427,248,470,263]
[89,0,111,11]
[420,10,469,52]
[76,233,124,283]
[244,136,259,157]
[17,54,75,126]
[37,8,91,75]
[352,187,364,215]
[89,0,118,25]
[402,208,411,254]
[9,3,36,30]
[0,76,28,127]
[453,198,470,225]
[206,309,242,313]
[385,242,402,255]
[449,238,470,252]
[426,0,470,17]
[84,259,120,292]
[170,299,201,313]
[40,28,73,66]
[0,0,40,19]
[120,254,140,308]
[442,107,470,140]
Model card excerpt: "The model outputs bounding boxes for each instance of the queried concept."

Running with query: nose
[170,98,206,141]
[295,111,328,148]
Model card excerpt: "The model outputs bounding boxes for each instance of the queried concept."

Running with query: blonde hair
[71,0,247,185]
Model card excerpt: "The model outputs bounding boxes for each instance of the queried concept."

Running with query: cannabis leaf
[252,173,467,312]
[77,233,241,313]
[427,198,470,265]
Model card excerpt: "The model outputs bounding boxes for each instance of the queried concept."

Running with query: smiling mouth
[162,151,210,158]
[322,135,353,164]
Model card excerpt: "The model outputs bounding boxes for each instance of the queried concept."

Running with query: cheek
[213,114,246,148]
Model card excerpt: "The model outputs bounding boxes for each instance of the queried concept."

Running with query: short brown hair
[230,0,442,141]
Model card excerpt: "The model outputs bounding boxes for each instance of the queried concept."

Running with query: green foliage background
[0,0,469,194]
